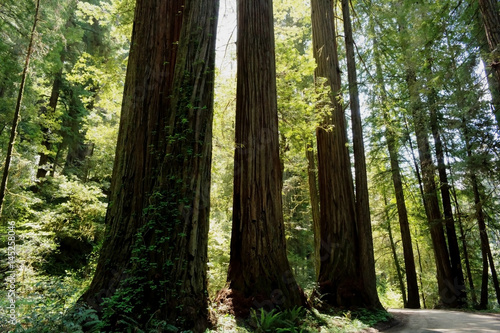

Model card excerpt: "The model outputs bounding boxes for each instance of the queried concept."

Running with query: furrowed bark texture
[223,0,306,315]
[478,0,500,125]
[342,0,382,309]
[81,0,218,330]
[311,0,372,307]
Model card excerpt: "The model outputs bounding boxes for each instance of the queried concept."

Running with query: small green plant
[248,307,306,333]
[351,308,392,327]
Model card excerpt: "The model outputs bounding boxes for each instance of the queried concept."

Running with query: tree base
[215,286,308,318]
[312,279,372,309]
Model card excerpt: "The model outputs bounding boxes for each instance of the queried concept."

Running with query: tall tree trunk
[219,0,306,315]
[450,180,478,306]
[371,18,420,308]
[471,161,495,309]
[80,0,219,330]
[37,62,64,179]
[311,0,377,308]
[306,142,321,279]
[476,12,500,126]
[383,191,407,307]
[463,121,500,308]
[62,86,93,179]
[477,0,500,125]
[396,4,456,303]
[458,215,477,305]
[415,238,427,308]
[408,68,457,307]
[427,74,467,306]
[341,0,382,309]
[403,114,426,203]
[0,0,40,218]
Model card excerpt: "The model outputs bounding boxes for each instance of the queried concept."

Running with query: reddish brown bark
[342,0,382,309]
[311,0,376,308]
[80,0,219,330]
[220,0,306,315]
[478,0,500,125]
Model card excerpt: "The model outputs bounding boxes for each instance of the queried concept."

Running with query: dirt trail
[380,309,500,332]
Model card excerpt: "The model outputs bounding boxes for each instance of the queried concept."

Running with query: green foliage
[207,306,391,333]
[248,307,304,332]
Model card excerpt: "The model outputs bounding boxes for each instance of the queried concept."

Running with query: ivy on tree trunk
[80,0,219,330]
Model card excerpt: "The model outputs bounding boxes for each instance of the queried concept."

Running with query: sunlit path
[383,309,500,332]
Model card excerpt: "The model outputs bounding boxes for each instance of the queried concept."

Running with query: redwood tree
[342,0,382,309]
[80,0,219,330]
[311,0,379,308]
[218,0,306,314]
[477,0,500,125]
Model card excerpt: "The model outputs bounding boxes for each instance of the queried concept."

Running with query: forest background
[0,0,499,331]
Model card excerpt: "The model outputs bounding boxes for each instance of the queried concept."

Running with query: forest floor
[379,308,500,332]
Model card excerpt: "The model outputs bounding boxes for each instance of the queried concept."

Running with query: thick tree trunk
[306,142,321,279]
[310,0,376,308]
[341,0,382,309]
[219,0,305,316]
[427,83,467,306]
[0,0,40,218]
[80,0,219,330]
[477,20,500,126]
[477,0,500,125]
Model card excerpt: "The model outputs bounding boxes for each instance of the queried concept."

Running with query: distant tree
[218,0,306,314]
[425,56,466,306]
[395,0,461,308]
[306,142,321,279]
[0,0,40,218]
[370,13,420,308]
[36,53,64,179]
[80,0,219,330]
